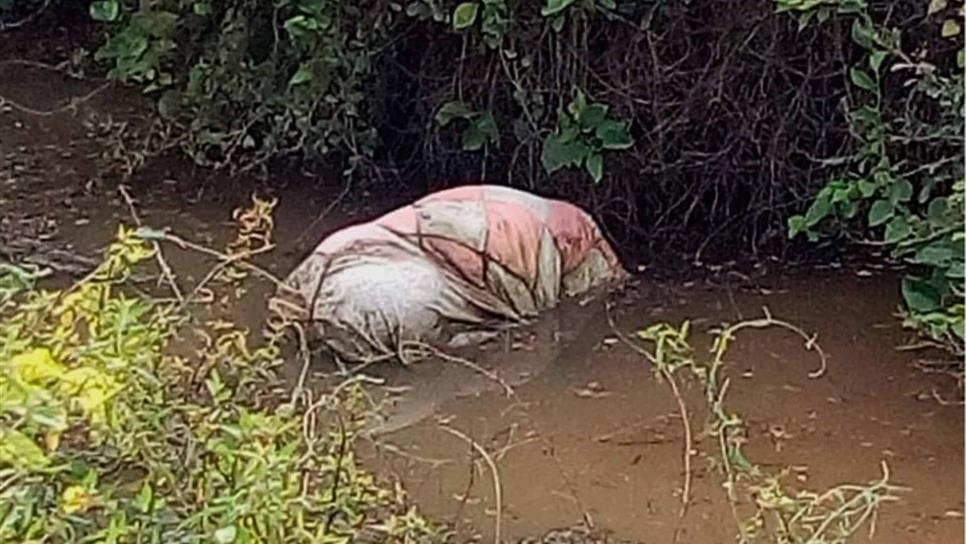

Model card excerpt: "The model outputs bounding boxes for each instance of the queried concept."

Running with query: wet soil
[1,62,963,544]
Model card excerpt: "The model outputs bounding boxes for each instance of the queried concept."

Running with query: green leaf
[888,179,913,203]
[927,197,948,225]
[796,10,815,31]
[134,226,168,240]
[157,90,179,120]
[586,152,604,183]
[134,482,154,513]
[914,245,953,267]
[928,0,948,14]
[787,215,806,239]
[461,112,498,151]
[550,13,565,31]
[867,199,893,226]
[869,50,887,73]
[214,526,237,544]
[452,2,479,30]
[851,18,877,50]
[567,89,588,118]
[918,178,938,203]
[941,18,961,38]
[849,67,877,91]
[851,105,881,126]
[435,101,474,126]
[902,277,942,312]
[884,216,911,243]
[857,179,877,197]
[193,2,211,15]
[804,195,832,227]
[578,103,609,131]
[830,183,853,203]
[839,199,859,219]
[90,0,119,21]
[0,428,49,471]
[406,2,431,18]
[596,119,633,150]
[945,260,964,279]
[541,133,590,173]
[541,0,575,17]
[289,63,313,86]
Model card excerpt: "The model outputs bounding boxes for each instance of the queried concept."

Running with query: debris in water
[573,382,611,399]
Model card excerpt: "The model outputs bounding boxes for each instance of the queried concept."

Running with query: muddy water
[361,273,964,543]
[2,64,963,543]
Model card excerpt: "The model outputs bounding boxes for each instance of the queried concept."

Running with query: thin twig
[440,425,503,544]
[0,81,111,116]
[662,368,693,519]
[0,0,51,31]
[604,303,694,521]
[159,232,297,295]
[292,180,353,250]
[118,185,184,302]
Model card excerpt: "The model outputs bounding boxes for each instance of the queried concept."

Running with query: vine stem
[605,303,695,522]
[714,306,828,379]
[118,185,185,303]
[440,425,503,544]
[663,368,693,520]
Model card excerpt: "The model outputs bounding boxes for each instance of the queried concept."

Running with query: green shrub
[0,221,440,543]
[779,0,965,354]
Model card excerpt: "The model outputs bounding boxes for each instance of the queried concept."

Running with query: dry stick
[0,0,51,31]
[0,81,111,117]
[159,232,298,296]
[288,320,313,407]
[604,303,694,522]
[440,425,503,544]
[291,180,353,250]
[118,185,185,302]
[809,461,899,542]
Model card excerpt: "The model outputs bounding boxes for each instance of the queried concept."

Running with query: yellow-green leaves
[58,367,123,425]
[7,348,66,383]
[928,0,948,15]
[60,485,97,515]
[452,2,479,30]
[0,428,50,470]
[940,18,961,37]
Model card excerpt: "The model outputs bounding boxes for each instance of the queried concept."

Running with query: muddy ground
[1,60,963,543]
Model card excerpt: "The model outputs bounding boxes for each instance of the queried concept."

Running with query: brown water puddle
[359,273,963,543]
[2,63,963,544]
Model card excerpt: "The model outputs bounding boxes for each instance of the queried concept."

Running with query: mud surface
[2,63,963,544]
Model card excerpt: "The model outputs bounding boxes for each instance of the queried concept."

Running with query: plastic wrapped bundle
[282,185,628,362]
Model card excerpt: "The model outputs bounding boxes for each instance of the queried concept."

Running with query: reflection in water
[364,297,604,436]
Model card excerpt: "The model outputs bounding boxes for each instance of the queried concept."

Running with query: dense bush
[2,0,962,347]
[779,0,964,353]
[0,215,441,542]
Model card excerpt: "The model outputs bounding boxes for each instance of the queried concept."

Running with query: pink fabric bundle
[283,185,627,361]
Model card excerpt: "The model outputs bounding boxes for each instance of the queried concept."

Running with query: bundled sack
[281,185,628,362]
